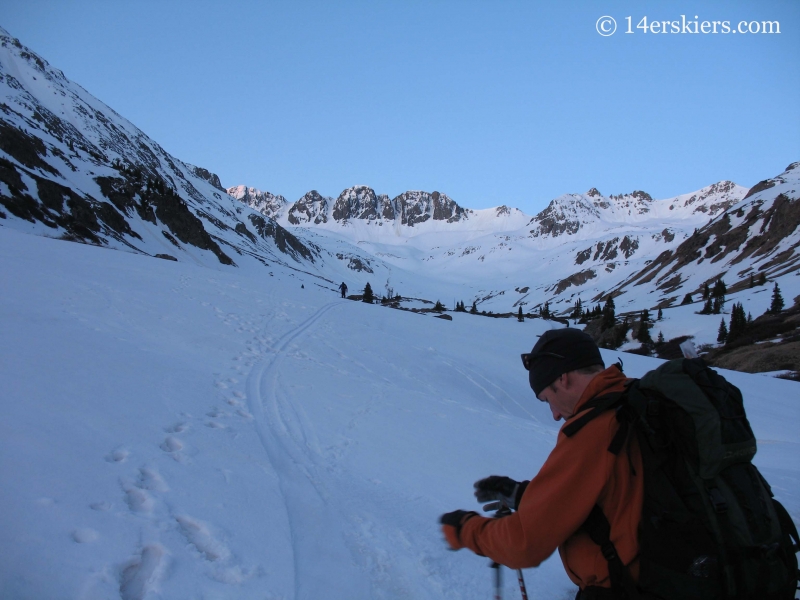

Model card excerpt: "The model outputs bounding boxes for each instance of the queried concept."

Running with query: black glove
[440,510,477,527]
[473,475,529,510]
[440,510,478,549]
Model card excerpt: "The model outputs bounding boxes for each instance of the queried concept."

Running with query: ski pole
[485,501,529,600]
[491,558,502,600]
[515,568,529,600]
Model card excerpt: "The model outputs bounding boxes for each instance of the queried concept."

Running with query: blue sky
[3,1,799,213]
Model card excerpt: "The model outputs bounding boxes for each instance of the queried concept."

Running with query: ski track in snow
[246,300,346,599]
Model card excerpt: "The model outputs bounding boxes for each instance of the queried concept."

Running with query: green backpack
[563,358,799,600]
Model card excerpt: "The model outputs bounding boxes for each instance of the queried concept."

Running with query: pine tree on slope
[363,282,374,304]
[769,282,785,315]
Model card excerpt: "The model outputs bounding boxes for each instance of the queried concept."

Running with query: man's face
[536,375,577,421]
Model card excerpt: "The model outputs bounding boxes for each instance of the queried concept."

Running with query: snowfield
[1,226,798,600]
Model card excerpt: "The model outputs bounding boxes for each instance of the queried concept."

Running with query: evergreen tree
[657,308,663,320]
[703,282,710,300]
[601,296,616,331]
[614,316,631,348]
[712,297,722,315]
[541,301,551,319]
[571,298,583,320]
[769,282,785,314]
[717,318,728,344]
[700,298,713,314]
[470,301,477,314]
[728,302,747,344]
[747,312,752,325]
[681,293,693,305]
[638,310,652,343]
[362,282,374,304]
[433,300,445,312]
[712,278,727,299]
[518,306,524,322]
[657,331,665,344]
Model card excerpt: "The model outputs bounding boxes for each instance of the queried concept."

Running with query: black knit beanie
[524,328,604,396]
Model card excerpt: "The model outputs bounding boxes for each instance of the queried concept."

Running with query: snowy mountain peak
[332,185,389,222]
[0,28,68,85]
[230,183,472,229]
[228,185,288,219]
[392,190,469,226]
[528,193,601,238]
[287,190,332,225]
[528,182,748,240]
[665,180,746,216]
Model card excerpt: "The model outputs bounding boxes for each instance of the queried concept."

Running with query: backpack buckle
[600,542,618,562]
[707,487,728,514]
[760,542,780,561]
[688,555,715,578]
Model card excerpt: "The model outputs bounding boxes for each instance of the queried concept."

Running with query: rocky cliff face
[287,190,331,225]
[237,184,471,228]
[189,165,226,192]
[227,185,288,219]
[393,190,468,226]
[332,186,389,222]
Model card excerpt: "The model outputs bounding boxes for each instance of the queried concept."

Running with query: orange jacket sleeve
[457,409,620,570]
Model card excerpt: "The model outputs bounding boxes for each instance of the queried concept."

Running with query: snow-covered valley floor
[1,227,798,600]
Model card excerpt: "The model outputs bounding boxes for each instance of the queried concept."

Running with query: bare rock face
[288,190,331,225]
[549,269,597,294]
[332,186,385,221]
[528,195,596,238]
[335,252,374,273]
[248,213,314,262]
[190,166,225,192]
[392,190,467,226]
[95,171,235,266]
[313,187,469,226]
[670,180,743,216]
[228,186,288,219]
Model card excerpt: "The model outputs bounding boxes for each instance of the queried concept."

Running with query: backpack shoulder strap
[562,392,625,438]
[561,388,628,442]
[582,505,641,599]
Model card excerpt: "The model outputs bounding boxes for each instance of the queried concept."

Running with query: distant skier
[339,282,348,298]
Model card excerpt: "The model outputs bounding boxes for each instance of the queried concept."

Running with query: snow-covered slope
[0,26,326,274]
[610,162,800,304]
[2,225,798,599]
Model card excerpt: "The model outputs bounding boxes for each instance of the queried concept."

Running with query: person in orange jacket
[440,328,644,599]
